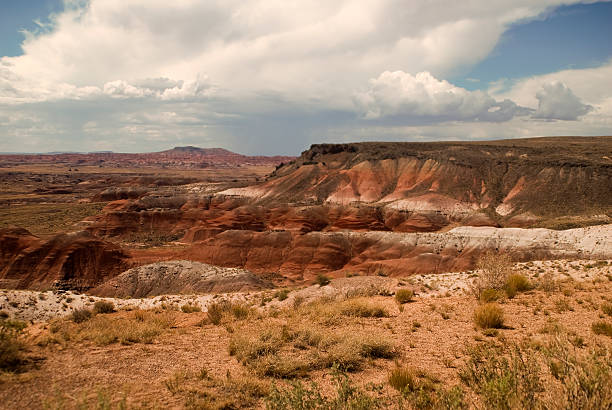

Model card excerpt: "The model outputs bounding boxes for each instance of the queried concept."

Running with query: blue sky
[0,0,64,57]
[0,1,611,154]
[454,2,612,90]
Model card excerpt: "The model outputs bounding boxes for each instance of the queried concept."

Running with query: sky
[0,1,611,155]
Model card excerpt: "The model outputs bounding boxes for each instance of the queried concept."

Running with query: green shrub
[93,300,115,314]
[474,303,505,329]
[395,289,414,304]
[316,274,331,287]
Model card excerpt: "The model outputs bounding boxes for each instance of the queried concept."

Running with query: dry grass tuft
[206,300,253,325]
[93,301,115,314]
[180,303,201,313]
[505,274,532,298]
[0,319,27,372]
[71,308,92,323]
[602,302,612,317]
[474,303,505,329]
[592,321,612,337]
[338,298,389,318]
[395,289,414,304]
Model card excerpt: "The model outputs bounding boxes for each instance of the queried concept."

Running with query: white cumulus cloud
[533,82,593,121]
[354,71,530,122]
[0,0,609,153]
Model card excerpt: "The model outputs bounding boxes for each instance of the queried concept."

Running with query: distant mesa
[0,145,295,168]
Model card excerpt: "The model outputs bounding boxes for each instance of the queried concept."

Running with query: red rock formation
[223,138,612,223]
[157,225,612,283]
[0,229,129,291]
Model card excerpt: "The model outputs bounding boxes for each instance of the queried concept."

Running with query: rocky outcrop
[0,229,129,291]
[92,260,272,297]
[222,137,612,223]
[172,224,612,282]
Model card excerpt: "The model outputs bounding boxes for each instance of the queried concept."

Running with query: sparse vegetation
[0,318,27,372]
[460,343,542,409]
[316,274,331,287]
[471,251,513,300]
[395,288,414,304]
[592,321,612,337]
[93,300,115,314]
[474,303,505,329]
[206,300,252,325]
[180,303,201,313]
[50,310,174,345]
[229,315,396,377]
[339,299,388,318]
[505,273,532,298]
[267,367,379,409]
[602,302,612,316]
[275,289,290,301]
[71,308,93,323]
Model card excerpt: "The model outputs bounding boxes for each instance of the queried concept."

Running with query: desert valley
[0,137,611,409]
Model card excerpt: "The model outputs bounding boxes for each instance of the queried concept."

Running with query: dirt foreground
[0,259,611,409]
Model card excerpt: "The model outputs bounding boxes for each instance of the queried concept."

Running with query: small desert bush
[71,308,93,323]
[51,310,174,345]
[474,303,505,329]
[479,288,503,303]
[316,273,331,287]
[602,302,612,316]
[388,365,419,393]
[538,272,561,293]
[93,300,115,314]
[275,289,290,301]
[339,299,388,318]
[0,319,27,372]
[505,274,531,298]
[395,289,414,304]
[206,300,252,325]
[592,321,612,337]
[471,251,513,299]
[180,303,201,313]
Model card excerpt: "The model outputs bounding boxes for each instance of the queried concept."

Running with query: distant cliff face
[223,137,612,224]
